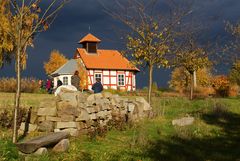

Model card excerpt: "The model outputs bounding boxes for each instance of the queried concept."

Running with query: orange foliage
[228,84,239,97]
[76,59,88,90]
[44,50,68,75]
[211,75,230,97]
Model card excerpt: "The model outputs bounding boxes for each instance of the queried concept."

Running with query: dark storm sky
[1,0,240,88]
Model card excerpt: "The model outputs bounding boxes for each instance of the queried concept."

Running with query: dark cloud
[1,0,240,88]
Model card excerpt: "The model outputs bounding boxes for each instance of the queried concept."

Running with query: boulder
[172,117,195,126]
[46,116,61,122]
[96,111,106,119]
[61,128,79,136]
[30,112,37,124]
[57,107,80,116]
[76,109,90,121]
[34,147,48,155]
[112,95,121,104]
[86,107,95,114]
[54,85,77,96]
[39,100,56,108]
[95,98,105,106]
[87,94,95,102]
[127,103,135,112]
[52,139,70,152]
[19,123,37,132]
[56,122,77,129]
[38,121,54,132]
[89,113,97,120]
[37,116,46,122]
[61,115,75,122]
[94,105,101,112]
[76,122,88,129]
[94,93,103,99]
[58,93,78,107]
[133,102,144,118]
[57,101,76,111]
[135,97,152,111]
[77,93,88,104]
[37,107,57,116]
[102,92,112,98]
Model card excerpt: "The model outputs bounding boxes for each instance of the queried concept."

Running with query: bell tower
[78,33,101,54]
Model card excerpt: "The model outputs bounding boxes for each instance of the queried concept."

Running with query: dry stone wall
[19,91,152,136]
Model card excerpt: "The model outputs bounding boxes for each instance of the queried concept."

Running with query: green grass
[1,94,240,161]
[0,92,54,110]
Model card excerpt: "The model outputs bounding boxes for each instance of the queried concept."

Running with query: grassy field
[1,93,240,161]
[0,92,54,110]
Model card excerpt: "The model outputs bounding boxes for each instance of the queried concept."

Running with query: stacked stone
[20,90,152,136]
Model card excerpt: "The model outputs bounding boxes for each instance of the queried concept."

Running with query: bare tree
[101,0,191,105]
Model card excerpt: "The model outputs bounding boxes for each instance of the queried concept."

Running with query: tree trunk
[190,72,194,100]
[148,65,153,105]
[13,48,21,143]
[193,71,197,88]
[13,12,23,143]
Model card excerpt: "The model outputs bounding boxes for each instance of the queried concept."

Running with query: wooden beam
[16,132,69,154]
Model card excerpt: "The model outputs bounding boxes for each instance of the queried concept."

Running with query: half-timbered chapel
[51,33,139,91]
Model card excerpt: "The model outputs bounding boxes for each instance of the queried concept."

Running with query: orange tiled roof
[79,33,101,43]
[76,48,139,71]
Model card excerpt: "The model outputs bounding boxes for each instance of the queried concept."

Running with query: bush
[0,77,41,93]
[0,108,27,129]
[211,75,230,97]
[228,84,239,97]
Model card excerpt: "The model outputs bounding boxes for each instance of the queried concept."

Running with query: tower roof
[79,33,101,43]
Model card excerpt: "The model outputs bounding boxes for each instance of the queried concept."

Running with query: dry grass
[0,77,40,93]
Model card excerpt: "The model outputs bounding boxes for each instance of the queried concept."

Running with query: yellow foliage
[76,59,88,90]
[169,67,212,93]
[44,50,68,75]
[0,0,13,66]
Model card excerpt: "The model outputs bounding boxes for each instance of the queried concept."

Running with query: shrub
[229,59,240,86]
[0,77,41,93]
[228,84,239,97]
[211,75,230,97]
[0,108,27,129]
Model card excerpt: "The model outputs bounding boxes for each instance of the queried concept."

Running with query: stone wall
[19,91,152,136]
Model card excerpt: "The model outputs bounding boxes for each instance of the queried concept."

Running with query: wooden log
[16,132,69,154]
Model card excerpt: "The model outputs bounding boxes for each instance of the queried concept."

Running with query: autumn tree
[225,22,240,60]
[0,0,13,67]
[225,22,240,86]
[229,60,240,86]
[169,67,212,94]
[44,50,68,75]
[102,0,190,105]
[174,36,211,100]
[77,59,88,91]
[0,0,69,143]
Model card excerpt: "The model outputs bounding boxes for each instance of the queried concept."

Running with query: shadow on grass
[142,111,240,161]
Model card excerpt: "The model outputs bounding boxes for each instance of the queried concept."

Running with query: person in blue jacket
[92,78,103,93]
